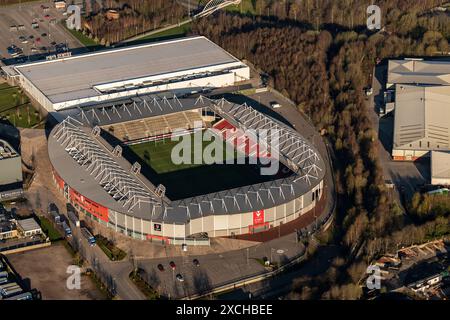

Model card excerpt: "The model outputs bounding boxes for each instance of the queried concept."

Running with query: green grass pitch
[127,132,279,200]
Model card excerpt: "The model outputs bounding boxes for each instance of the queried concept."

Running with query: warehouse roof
[16,218,41,232]
[431,151,450,181]
[393,84,450,150]
[388,59,450,86]
[12,36,241,104]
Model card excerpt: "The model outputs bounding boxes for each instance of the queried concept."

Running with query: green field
[139,22,192,42]
[225,0,257,15]
[0,83,43,128]
[63,23,101,48]
[129,133,237,174]
[38,216,63,242]
[127,133,282,200]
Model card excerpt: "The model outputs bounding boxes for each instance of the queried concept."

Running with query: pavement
[68,226,146,300]
[7,242,105,300]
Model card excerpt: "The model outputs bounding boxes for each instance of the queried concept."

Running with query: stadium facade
[48,95,326,245]
[2,36,250,112]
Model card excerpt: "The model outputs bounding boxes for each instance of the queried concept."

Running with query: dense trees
[191,16,333,128]
[190,1,449,299]
[81,0,187,44]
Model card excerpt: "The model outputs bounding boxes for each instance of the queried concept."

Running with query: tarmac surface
[7,242,105,300]
[0,1,85,65]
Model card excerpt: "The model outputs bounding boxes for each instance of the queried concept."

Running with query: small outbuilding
[16,218,42,237]
[431,151,450,186]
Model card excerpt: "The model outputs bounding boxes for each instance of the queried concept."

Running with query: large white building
[392,84,450,161]
[2,36,250,111]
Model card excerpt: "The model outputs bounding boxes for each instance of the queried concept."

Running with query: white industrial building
[387,59,450,88]
[392,85,450,161]
[431,151,450,185]
[2,36,250,111]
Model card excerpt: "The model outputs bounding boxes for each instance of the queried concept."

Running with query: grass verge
[38,216,63,241]
[95,234,126,261]
[129,269,160,300]
[139,22,192,42]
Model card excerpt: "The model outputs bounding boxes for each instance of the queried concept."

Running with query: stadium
[47,93,326,245]
[1,34,327,245]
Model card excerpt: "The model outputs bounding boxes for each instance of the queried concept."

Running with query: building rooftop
[0,140,19,160]
[431,151,450,181]
[388,59,450,86]
[393,84,450,150]
[9,36,240,104]
[0,221,15,233]
[16,218,41,232]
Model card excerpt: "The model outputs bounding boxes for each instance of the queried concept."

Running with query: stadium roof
[431,151,450,182]
[393,84,450,150]
[388,59,450,86]
[48,96,326,223]
[12,36,241,104]
[61,94,200,126]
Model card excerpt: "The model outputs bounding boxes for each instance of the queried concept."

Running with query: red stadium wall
[69,187,109,222]
[54,170,65,190]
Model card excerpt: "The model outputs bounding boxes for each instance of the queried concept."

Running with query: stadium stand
[213,119,270,158]
[103,111,204,143]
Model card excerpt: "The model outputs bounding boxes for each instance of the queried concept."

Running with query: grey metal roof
[63,94,200,126]
[13,36,239,103]
[48,96,326,223]
[16,218,41,232]
[393,84,450,150]
[388,59,450,86]
[431,151,450,180]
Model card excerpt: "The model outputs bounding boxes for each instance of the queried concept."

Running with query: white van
[270,101,281,109]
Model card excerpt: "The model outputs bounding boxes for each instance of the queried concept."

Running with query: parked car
[176,274,184,282]
[193,259,200,267]
[169,261,176,270]
[270,101,281,109]
[41,33,47,37]
[157,264,164,272]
